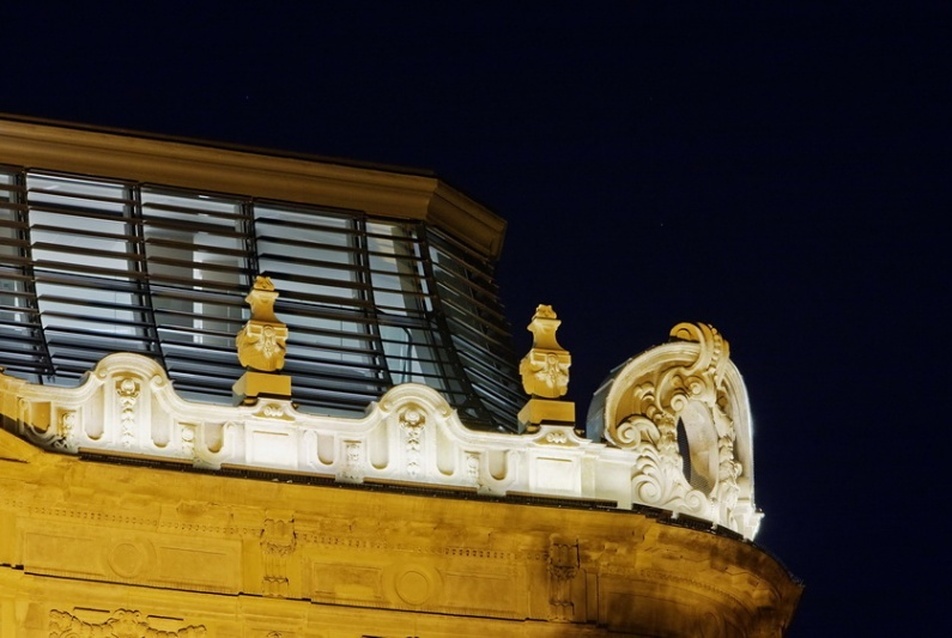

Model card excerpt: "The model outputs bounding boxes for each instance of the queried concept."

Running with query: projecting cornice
[0,116,506,259]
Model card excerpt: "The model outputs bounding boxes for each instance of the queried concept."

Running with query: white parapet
[0,325,762,540]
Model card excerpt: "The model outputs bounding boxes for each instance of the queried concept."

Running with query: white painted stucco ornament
[587,322,761,538]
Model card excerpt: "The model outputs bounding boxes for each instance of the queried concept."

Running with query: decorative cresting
[233,275,291,403]
[599,323,761,538]
[49,608,206,637]
[518,305,575,428]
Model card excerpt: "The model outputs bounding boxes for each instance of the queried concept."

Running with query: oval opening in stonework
[676,401,719,494]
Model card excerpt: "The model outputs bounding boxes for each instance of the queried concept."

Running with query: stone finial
[237,276,288,372]
[233,276,292,403]
[518,305,575,429]
[520,305,570,398]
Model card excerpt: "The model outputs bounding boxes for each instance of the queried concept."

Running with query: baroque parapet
[1,324,760,538]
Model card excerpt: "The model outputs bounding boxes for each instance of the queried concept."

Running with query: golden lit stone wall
[0,429,799,637]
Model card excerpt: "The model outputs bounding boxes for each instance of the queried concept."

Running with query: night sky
[3,3,949,634]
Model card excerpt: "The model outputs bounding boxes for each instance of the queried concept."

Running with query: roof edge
[0,114,506,259]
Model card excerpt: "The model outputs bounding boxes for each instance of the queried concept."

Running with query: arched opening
[676,402,719,494]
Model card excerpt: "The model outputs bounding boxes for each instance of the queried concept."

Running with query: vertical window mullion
[418,227,486,424]
[356,216,393,389]
[242,200,258,291]
[129,184,166,370]
[6,169,55,381]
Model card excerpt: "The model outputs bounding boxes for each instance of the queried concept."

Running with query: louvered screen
[426,229,525,428]
[0,166,523,430]
[0,168,48,379]
[141,186,253,400]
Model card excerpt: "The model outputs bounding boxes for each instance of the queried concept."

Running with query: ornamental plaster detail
[261,516,296,597]
[547,538,580,621]
[339,441,364,483]
[49,608,206,637]
[596,323,761,537]
[0,325,762,538]
[519,305,570,398]
[116,377,141,449]
[236,276,288,372]
[399,406,426,477]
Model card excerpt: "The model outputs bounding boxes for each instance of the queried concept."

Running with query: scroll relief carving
[606,323,746,528]
[49,608,205,637]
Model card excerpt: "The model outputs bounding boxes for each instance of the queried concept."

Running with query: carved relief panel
[49,608,206,637]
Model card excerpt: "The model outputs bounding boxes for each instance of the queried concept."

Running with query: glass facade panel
[0,168,46,380]
[0,167,523,429]
[26,172,149,377]
[140,187,251,399]
[427,229,524,428]
[254,204,385,414]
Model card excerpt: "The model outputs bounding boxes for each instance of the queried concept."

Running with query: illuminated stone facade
[0,117,800,636]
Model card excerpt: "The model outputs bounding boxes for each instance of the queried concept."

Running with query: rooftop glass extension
[0,166,524,431]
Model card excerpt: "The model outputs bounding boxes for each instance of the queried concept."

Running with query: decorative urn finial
[233,276,292,403]
[517,305,575,430]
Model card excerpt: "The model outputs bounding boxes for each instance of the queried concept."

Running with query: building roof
[0,116,524,429]
[0,115,508,259]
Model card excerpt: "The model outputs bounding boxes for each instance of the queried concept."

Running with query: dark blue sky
[3,3,949,634]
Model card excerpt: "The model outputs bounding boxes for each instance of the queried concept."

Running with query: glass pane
[0,168,37,372]
[26,172,150,363]
[142,187,249,350]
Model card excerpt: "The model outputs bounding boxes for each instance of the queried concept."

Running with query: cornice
[0,430,802,634]
[0,117,506,259]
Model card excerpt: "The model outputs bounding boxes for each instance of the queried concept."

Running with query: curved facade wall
[0,166,523,430]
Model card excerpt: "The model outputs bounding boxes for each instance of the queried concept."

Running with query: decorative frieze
[49,608,205,637]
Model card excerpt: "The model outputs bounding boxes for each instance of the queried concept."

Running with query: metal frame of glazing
[0,165,524,431]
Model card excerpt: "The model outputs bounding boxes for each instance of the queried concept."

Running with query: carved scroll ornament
[602,323,759,537]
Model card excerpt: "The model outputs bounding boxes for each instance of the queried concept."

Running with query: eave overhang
[0,115,506,259]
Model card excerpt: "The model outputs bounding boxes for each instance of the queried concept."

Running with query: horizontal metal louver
[0,166,523,430]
